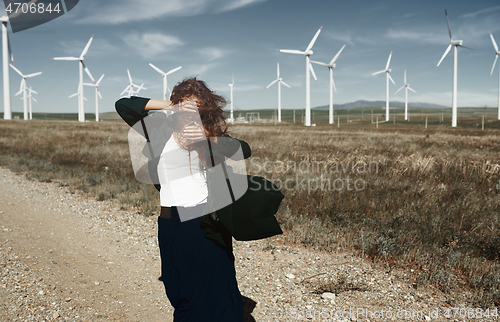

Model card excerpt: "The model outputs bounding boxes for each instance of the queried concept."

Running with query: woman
[115,77,247,322]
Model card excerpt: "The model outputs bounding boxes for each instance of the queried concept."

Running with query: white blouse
[157,136,208,207]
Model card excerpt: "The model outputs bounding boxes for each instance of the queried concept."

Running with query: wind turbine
[311,44,346,124]
[278,26,321,126]
[436,10,467,127]
[1,16,14,120]
[149,63,182,100]
[489,31,500,120]
[266,62,291,123]
[120,69,146,98]
[228,75,234,122]
[20,87,37,120]
[394,70,416,121]
[69,88,87,102]
[84,74,104,122]
[372,51,396,122]
[53,36,95,122]
[10,64,41,120]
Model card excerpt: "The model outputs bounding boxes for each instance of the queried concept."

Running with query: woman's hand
[174,121,206,147]
[171,100,199,113]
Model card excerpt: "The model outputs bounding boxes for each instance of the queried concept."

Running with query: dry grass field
[0,117,499,308]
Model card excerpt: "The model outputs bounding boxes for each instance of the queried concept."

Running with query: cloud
[459,6,500,19]
[324,31,356,47]
[56,37,123,59]
[123,32,184,59]
[183,63,219,76]
[385,29,447,45]
[196,47,227,61]
[73,0,267,25]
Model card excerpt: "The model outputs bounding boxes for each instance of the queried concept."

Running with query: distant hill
[313,100,448,110]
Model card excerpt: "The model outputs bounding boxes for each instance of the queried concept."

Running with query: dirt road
[1,166,488,322]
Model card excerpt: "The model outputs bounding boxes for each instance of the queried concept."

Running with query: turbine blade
[30,89,38,94]
[330,72,336,93]
[491,55,498,76]
[372,70,385,76]
[98,90,102,99]
[445,10,452,40]
[120,85,131,96]
[127,69,133,84]
[80,35,94,58]
[310,60,328,66]
[386,51,393,70]
[309,63,318,83]
[83,83,95,86]
[69,93,78,98]
[437,44,452,67]
[266,79,278,89]
[388,73,396,86]
[52,57,79,61]
[32,97,37,102]
[277,62,280,78]
[281,80,291,88]
[394,86,404,95]
[408,87,417,93]
[166,66,182,76]
[8,36,14,65]
[25,72,42,78]
[329,44,346,65]
[149,63,165,75]
[459,44,473,50]
[490,31,499,53]
[305,26,323,52]
[278,49,306,55]
[9,64,23,77]
[96,74,105,85]
[404,70,407,84]
[83,97,88,101]
[82,62,95,82]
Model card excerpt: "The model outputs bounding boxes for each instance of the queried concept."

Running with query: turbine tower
[372,51,396,122]
[436,10,466,127]
[228,75,234,122]
[394,70,416,121]
[120,69,146,98]
[149,63,182,100]
[10,64,41,120]
[27,87,37,120]
[84,74,104,122]
[311,44,346,124]
[278,26,321,126]
[53,36,95,122]
[1,16,14,120]
[21,87,38,120]
[20,86,38,120]
[489,31,500,120]
[266,62,291,123]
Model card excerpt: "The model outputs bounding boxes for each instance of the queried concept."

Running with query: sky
[3,0,500,115]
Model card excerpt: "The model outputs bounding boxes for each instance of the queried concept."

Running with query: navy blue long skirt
[158,205,244,322]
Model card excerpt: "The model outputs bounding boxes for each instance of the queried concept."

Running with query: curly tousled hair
[170,77,229,138]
